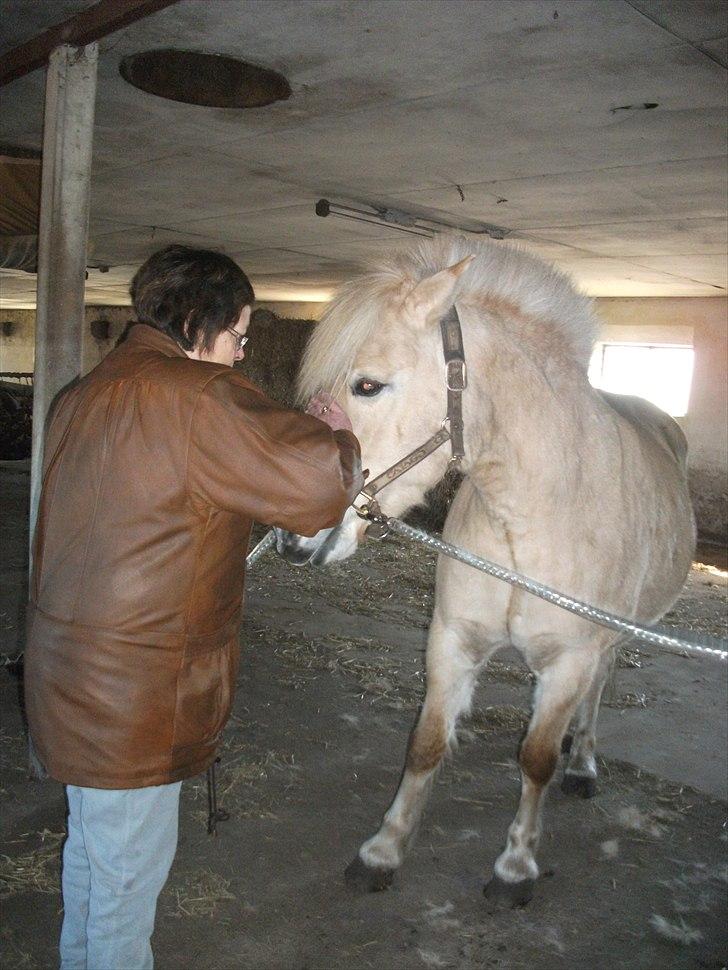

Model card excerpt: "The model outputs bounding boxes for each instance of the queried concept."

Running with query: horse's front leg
[345,616,485,893]
[485,646,600,910]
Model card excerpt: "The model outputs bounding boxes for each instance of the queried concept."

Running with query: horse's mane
[297,235,598,402]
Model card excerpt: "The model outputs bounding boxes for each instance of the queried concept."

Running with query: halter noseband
[355,305,467,537]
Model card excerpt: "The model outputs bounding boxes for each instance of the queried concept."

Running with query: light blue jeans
[60,782,182,970]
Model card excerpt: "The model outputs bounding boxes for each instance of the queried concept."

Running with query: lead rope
[248,527,728,661]
[206,757,230,835]
[386,518,728,661]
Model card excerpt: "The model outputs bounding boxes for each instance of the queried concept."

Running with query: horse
[275,235,696,908]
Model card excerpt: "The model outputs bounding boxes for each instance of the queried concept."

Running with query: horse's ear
[403,256,475,325]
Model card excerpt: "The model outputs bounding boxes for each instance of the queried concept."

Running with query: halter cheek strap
[356,304,467,524]
[440,305,467,463]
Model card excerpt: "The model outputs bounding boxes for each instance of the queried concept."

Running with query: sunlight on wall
[588,343,695,417]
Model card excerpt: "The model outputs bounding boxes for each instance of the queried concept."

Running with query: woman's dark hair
[130,245,254,352]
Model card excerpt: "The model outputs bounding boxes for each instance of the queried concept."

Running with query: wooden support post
[29,43,98,568]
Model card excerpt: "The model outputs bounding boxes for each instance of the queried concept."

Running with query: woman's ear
[403,255,474,327]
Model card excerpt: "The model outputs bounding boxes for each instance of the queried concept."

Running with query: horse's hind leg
[345,618,482,893]
[561,649,613,798]
[485,648,599,910]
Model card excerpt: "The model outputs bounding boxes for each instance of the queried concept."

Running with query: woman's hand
[306,392,352,432]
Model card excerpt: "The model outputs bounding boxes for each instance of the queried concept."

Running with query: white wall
[0,306,134,377]
[595,298,727,540]
[0,309,35,373]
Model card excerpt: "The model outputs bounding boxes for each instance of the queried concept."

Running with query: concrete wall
[595,298,727,541]
[2,297,725,538]
[0,309,35,374]
[0,306,134,377]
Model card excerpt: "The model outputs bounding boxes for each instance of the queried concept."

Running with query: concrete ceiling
[0,0,726,308]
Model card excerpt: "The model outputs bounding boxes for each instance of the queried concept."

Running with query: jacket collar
[126,323,188,358]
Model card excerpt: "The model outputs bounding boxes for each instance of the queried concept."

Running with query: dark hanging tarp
[0,154,40,271]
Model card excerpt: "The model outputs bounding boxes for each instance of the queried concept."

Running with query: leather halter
[355,305,467,531]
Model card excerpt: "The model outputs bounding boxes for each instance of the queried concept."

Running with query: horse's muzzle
[274,529,318,566]
[275,525,347,567]
[274,521,359,567]
[276,537,314,566]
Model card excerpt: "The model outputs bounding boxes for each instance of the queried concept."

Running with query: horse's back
[598,390,689,469]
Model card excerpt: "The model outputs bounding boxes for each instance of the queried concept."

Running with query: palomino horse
[276,236,695,907]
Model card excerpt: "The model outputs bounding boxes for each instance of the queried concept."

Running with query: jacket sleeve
[187,372,362,535]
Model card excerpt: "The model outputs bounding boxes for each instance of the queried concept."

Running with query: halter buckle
[446,359,467,391]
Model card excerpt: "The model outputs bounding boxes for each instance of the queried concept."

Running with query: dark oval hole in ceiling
[119,49,291,108]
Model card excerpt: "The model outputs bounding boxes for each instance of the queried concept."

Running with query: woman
[24,245,361,969]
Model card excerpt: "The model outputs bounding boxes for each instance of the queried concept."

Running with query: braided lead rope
[246,529,277,568]
[387,518,728,661]
[248,525,727,661]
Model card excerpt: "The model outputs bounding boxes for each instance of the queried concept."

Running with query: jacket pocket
[171,637,240,752]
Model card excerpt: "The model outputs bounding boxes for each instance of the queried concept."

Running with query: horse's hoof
[483,874,535,911]
[344,854,395,894]
[561,773,597,799]
[561,734,573,754]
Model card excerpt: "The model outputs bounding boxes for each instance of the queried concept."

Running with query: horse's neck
[464,330,592,504]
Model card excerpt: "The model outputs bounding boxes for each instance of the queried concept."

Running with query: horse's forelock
[296,236,598,404]
[295,271,404,404]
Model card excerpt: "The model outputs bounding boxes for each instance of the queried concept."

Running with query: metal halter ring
[353,498,390,540]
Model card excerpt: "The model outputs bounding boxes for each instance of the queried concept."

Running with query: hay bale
[237,309,313,408]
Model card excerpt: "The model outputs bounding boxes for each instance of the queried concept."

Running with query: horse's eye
[353,378,385,397]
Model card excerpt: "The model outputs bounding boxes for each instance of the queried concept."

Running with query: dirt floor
[1,463,726,970]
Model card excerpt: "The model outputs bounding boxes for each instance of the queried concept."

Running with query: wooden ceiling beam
[0,0,183,86]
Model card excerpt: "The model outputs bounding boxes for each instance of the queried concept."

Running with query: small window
[588,343,695,417]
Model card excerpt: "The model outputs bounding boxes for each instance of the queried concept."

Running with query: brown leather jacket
[24,324,360,789]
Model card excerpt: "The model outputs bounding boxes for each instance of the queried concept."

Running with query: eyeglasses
[225,328,249,352]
